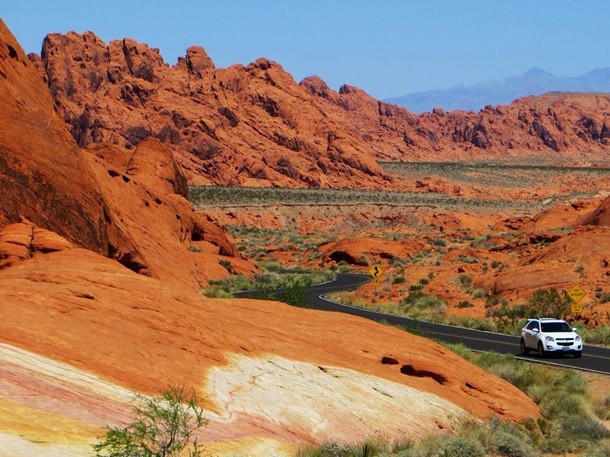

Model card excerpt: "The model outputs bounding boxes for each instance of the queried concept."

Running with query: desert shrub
[258,260,283,272]
[457,300,474,308]
[199,285,232,299]
[455,273,473,290]
[438,436,485,457]
[577,324,610,346]
[457,254,479,264]
[218,258,233,273]
[392,276,406,284]
[560,415,610,441]
[471,288,486,299]
[486,303,528,333]
[485,293,501,307]
[593,395,610,420]
[256,276,313,307]
[584,439,610,457]
[92,387,207,457]
[493,431,535,457]
[188,244,203,252]
[525,288,571,319]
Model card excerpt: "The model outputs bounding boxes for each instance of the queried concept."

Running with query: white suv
[520,318,583,358]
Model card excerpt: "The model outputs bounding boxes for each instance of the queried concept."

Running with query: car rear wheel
[520,339,529,355]
[537,342,545,358]
[574,351,582,358]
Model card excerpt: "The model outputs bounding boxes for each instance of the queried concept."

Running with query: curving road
[241,273,610,375]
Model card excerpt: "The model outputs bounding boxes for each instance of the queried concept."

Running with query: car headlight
[545,335,555,342]
[575,335,581,341]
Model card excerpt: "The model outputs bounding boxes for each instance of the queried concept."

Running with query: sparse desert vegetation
[297,343,610,457]
[193,162,610,338]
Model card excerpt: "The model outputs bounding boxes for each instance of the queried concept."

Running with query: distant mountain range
[385,67,610,113]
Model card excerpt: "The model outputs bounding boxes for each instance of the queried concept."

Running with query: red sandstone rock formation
[0,20,249,289]
[33,31,392,189]
[85,139,256,287]
[319,237,424,266]
[0,21,108,253]
[33,32,610,190]
[578,195,610,226]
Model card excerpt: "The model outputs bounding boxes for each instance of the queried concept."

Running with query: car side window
[527,321,539,331]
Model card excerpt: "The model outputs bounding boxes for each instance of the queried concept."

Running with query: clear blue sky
[3,1,609,99]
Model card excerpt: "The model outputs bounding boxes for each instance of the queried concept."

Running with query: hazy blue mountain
[385,67,610,114]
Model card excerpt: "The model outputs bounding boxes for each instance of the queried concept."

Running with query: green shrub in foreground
[92,387,206,457]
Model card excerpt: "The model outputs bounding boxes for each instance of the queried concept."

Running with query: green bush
[493,431,535,457]
[560,415,610,441]
[438,436,485,457]
[525,288,571,319]
[256,276,313,307]
[92,387,207,457]
[577,324,610,346]
[455,273,473,288]
[584,439,610,457]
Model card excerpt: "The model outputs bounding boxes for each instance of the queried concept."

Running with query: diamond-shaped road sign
[568,284,586,304]
[369,265,383,279]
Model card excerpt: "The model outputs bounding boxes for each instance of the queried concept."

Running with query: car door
[525,320,540,348]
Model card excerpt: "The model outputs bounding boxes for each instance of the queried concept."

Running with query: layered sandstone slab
[0,248,537,453]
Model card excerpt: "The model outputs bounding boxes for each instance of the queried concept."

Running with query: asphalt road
[303,274,610,375]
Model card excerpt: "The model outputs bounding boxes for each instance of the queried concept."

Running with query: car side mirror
[533,328,539,333]
[572,328,578,333]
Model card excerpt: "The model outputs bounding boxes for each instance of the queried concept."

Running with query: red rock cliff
[34,32,610,190]
[33,32,392,188]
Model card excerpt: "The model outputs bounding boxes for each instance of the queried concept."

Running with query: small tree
[93,387,207,457]
[526,288,571,319]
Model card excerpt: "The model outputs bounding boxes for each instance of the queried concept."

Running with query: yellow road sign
[369,265,383,280]
[571,302,583,314]
[568,284,586,304]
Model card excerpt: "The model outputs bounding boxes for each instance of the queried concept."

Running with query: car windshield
[541,322,572,333]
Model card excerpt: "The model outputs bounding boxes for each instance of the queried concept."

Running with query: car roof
[525,317,566,324]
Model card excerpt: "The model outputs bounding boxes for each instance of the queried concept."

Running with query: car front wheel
[520,339,529,355]
[537,342,545,358]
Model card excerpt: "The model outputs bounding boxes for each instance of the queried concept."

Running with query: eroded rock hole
[329,251,360,265]
[7,44,18,59]
[381,356,399,365]
[400,364,448,385]
[107,169,120,177]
